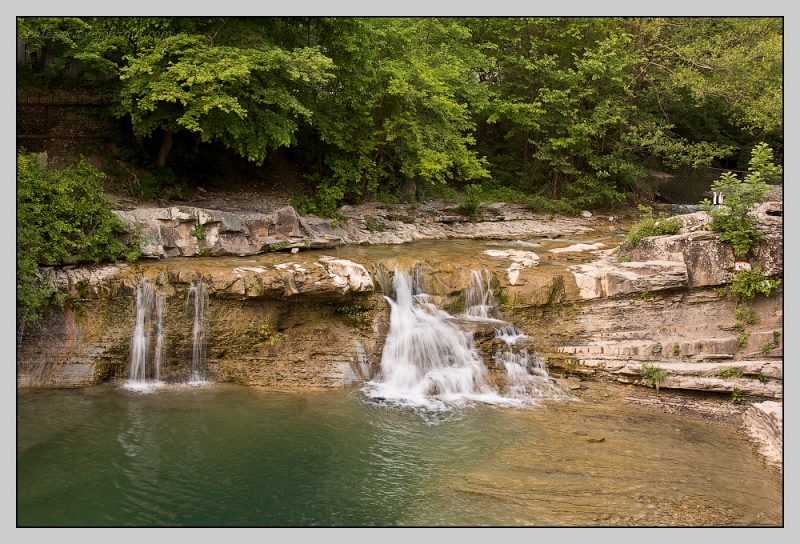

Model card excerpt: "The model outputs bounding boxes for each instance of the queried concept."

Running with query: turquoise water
[17,383,782,527]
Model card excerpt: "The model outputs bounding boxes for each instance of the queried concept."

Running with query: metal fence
[650,165,782,205]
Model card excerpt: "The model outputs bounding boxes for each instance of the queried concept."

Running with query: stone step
[556,337,741,358]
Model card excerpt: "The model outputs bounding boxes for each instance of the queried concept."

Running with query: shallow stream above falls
[17,382,782,526]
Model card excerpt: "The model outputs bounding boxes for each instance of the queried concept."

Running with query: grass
[624,205,682,248]
[717,366,743,379]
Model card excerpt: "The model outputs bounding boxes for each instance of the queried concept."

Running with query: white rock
[581,210,592,218]
[550,242,605,253]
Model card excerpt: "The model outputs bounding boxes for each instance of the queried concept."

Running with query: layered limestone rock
[20,199,782,406]
[113,203,603,258]
[18,256,384,388]
[619,202,783,284]
[569,251,688,299]
[114,205,311,258]
[743,401,783,472]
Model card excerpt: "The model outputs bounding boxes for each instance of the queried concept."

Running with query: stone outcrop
[21,199,782,411]
[622,230,734,288]
[19,256,383,388]
[569,251,688,299]
[742,401,782,472]
[114,205,311,258]
[620,202,783,284]
[113,203,603,259]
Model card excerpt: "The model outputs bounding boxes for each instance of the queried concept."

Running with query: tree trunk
[192,133,202,154]
[156,131,173,168]
[133,134,145,148]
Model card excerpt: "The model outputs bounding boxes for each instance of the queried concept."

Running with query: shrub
[269,241,289,252]
[457,184,483,220]
[641,361,667,396]
[625,205,682,248]
[734,305,760,325]
[727,267,781,301]
[17,152,130,334]
[738,330,750,348]
[189,223,207,241]
[703,143,780,258]
[717,366,743,379]
[731,388,743,403]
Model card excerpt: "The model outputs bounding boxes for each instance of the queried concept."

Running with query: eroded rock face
[621,202,782,283]
[569,256,688,299]
[113,204,603,259]
[19,257,384,388]
[743,401,783,472]
[623,232,734,287]
[114,206,308,258]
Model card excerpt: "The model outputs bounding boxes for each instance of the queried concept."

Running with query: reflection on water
[17,384,782,526]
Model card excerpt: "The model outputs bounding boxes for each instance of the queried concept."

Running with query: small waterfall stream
[462,270,499,319]
[126,278,166,389]
[364,267,565,410]
[185,279,209,383]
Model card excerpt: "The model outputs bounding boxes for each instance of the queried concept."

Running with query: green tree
[117,31,334,167]
[468,17,736,208]
[293,18,492,213]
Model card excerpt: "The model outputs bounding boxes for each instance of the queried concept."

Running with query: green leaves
[116,32,334,164]
[17,16,782,212]
[17,153,130,330]
[704,143,776,257]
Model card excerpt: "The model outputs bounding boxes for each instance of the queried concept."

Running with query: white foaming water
[462,270,499,320]
[125,278,167,390]
[494,325,525,345]
[363,270,514,411]
[364,268,565,411]
[492,328,566,402]
[185,279,209,384]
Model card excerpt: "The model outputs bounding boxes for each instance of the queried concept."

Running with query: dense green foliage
[17,152,133,333]
[624,205,683,248]
[17,17,782,213]
[703,143,779,257]
[726,268,781,301]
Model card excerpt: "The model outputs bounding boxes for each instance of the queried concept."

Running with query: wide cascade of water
[185,279,209,383]
[364,268,564,410]
[126,278,166,389]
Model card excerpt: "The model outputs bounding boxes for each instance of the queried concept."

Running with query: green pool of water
[17,383,782,526]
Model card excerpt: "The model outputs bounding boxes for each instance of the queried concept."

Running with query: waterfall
[364,267,565,410]
[185,279,209,383]
[492,328,565,401]
[153,295,166,381]
[363,270,504,410]
[462,270,499,319]
[375,263,393,297]
[127,278,166,389]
